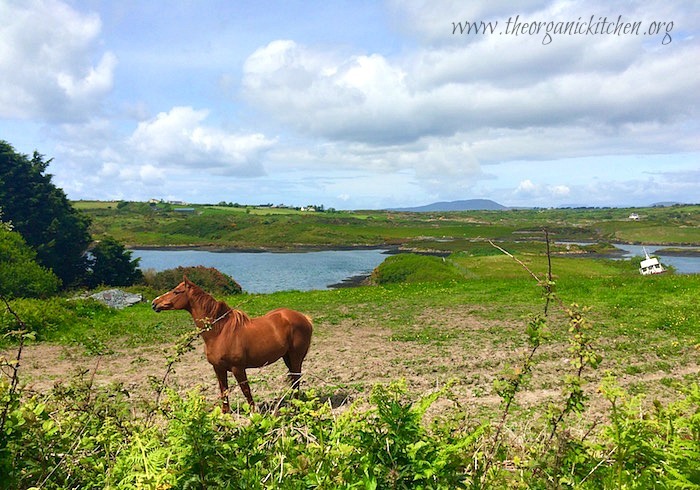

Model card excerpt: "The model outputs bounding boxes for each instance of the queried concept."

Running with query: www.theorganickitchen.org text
[452,15,674,45]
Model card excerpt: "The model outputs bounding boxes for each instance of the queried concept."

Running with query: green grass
[370,254,466,284]
[75,201,700,250]
[612,224,700,244]
[5,252,697,351]
[3,246,699,488]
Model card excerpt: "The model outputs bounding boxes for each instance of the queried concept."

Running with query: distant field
[72,200,121,210]
[72,200,700,250]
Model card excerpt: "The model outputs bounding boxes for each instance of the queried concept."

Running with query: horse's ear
[183,275,191,287]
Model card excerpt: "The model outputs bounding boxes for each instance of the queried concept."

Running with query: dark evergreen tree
[86,236,143,288]
[0,140,91,287]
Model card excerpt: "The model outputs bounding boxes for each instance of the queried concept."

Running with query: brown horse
[151,277,313,412]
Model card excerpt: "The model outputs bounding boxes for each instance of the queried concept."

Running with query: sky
[1,0,698,210]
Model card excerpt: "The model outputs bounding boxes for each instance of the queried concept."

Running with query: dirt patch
[4,306,699,421]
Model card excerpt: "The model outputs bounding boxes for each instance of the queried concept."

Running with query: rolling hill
[390,199,507,212]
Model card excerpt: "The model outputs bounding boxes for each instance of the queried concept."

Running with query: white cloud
[0,0,116,121]
[513,179,570,202]
[236,2,699,203]
[517,179,538,193]
[56,52,117,100]
[550,184,570,197]
[139,164,161,183]
[241,14,700,159]
[128,106,275,175]
[243,40,416,143]
[48,106,277,201]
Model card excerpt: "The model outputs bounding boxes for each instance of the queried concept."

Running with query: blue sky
[1,0,698,209]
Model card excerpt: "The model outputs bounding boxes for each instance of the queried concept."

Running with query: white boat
[639,247,666,275]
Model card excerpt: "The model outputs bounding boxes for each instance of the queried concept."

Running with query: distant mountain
[391,199,507,212]
[651,201,683,207]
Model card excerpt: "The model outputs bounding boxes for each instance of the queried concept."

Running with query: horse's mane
[188,283,250,331]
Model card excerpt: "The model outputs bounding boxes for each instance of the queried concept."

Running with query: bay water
[133,244,700,294]
[132,248,390,294]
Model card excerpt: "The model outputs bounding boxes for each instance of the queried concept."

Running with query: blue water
[133,244,700,294]
[556,242,700,274]
[132,249,390,294]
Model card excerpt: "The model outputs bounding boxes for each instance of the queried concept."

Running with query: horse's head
[152,276,194,312]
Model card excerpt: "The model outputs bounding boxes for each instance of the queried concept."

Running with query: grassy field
[5,250,698,406]
[9,202,699,415]
[3,250,700,486]
[74,200,700,250]
[2,203,699,487]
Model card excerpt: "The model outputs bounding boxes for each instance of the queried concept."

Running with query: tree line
[0,140,141,298]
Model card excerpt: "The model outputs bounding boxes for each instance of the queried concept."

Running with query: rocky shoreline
[327,273,372,289]
[653,248,700,257]
[130,243,400,254]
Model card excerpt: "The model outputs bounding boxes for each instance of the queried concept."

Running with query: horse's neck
[188,292,230,332]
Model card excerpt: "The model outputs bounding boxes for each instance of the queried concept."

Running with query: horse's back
[261,308,313,351]
[265,308,313,333]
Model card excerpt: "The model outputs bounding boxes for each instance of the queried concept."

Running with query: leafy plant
[144,265,243,295]
[0,226,61,298]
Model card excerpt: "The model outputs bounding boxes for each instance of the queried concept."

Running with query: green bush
[144,265,243,295]
[0,372,132,490]
[0,227,61,298]
[0,378,479,489]
[370,254,465,285]
[161,214,238,238]
[2,374,698,489]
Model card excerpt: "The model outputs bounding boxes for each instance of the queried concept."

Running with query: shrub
[145,266,243,295]
[0,227,60,298]
[370,253,464,285]
[0,372,133,490]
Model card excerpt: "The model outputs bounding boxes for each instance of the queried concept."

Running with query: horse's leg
[232,366,255,410]
[282,354,298,389]
[213,365,231,413]
[285,351,305,393]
